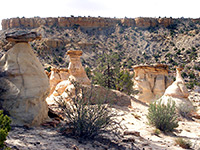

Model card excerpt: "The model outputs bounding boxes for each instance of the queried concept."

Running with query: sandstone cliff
[1,17,174,30]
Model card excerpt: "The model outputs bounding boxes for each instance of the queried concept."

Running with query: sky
[0,0,199,29]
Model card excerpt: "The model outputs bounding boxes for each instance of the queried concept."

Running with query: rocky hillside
[0,17,200,88]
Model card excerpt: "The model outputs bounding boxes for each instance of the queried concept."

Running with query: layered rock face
[133,64,172,103]
[2,17,174,30]
[135,18,158,28]
[159,67,193,110]
[0,31,49,126]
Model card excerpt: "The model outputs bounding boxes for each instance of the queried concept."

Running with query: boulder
[47,84,131,107]
[133,64,172,103]
[0,31,49,126]
[194,86,200,93]
[85,85,132,106]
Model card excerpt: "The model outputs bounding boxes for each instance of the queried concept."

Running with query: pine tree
[93,52,134,95]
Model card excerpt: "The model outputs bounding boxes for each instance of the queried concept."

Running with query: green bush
[56,82,120,139]
[0,110,11,148]
[147,100,178,132]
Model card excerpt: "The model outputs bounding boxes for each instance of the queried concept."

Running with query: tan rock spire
[164,67,189,98]
[158,66,193,112]
[67,50,90,85]
[46,50,90,99]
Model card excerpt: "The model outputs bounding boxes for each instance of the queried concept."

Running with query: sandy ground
[5,91,200,150]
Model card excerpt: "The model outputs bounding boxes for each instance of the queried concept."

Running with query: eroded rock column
[0,30,49,126]
[159,67,193,110]
[67,50,90,85]
[133,64,172,103]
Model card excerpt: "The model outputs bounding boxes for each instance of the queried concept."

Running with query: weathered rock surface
[159,67,194,109]
[0,78,20,101]
[43,38,64,48]
[0,34,49,126]
[47,50,90,97]
[158,18,174,27]
[133,64,172,103]
[5,30,41,42]
[164,67,189,98]
[49,67,69,95]
[67,50,91,85]
[135,18,158,28]
[1,17,175,30]
[48,84,132,107]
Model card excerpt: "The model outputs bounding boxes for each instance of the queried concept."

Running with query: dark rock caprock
[5,30,41,43]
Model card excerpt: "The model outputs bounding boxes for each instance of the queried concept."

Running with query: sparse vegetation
[45,66,51,72]
[131,112,141,120]
[56,81,121,139]
[1,16,200,149]
[178,103,193,118]
[175,138,192,149]
[147,99,178,132]
[0,110,11,148]
[153,128,161,136]
[92,52,134,95]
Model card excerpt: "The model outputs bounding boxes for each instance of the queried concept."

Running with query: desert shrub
[45,66,51,72]
[85,67,92,79]
[147,100,178,132]
[186,81,195,89]
[0,110,11,148]
[175,138,191,149]
[188,72,195,79]
[58,57,63,63]
[181,72,188,78]
[153,128,161,136]
[178,103,193,118]
[193,65,200,71]
[56,82,121,139]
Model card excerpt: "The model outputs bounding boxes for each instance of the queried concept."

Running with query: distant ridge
[1,16,180,30]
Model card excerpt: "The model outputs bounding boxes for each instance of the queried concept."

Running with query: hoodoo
[133,64,172,103]
[0,30,49,126]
